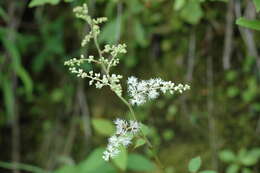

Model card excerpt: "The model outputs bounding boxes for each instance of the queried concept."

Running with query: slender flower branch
[64,4,190,173]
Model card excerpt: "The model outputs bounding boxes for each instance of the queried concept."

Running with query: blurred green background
[1,0,260,173]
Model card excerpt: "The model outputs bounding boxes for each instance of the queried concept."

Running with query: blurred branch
[77,81,92,148]
[186,29,196,82]
[207,55,219,170]
[5,1,27,173]
[204,26,219,170]
[235,0,260,70]
[222,0,234,70]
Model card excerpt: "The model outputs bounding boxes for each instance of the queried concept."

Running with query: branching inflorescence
[64,3,190,166]
[103,119,141,161]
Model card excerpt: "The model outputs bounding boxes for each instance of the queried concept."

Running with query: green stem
[0,161,49,173]
[92,30,165,173]
[116,95,165,172]
[93,34,108,74]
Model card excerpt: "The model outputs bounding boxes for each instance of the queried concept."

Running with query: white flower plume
[127,76,190,106]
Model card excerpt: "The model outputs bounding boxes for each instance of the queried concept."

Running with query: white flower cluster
[64,5,127,96]
[127,76,190,105]
[103,119,141,161]
[73,4,106,47]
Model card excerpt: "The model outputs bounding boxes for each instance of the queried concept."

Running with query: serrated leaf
[127,154,155,172]
[219,150,236,163]
[188,156,202,173]
[91,118,115,136]
[112,147,127,171]
[134,138,146,148]
[236,17,260,31]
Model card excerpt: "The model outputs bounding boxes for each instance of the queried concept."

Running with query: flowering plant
[64,3,190,171]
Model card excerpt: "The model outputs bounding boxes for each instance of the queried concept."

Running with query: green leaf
[112,147,127,171]
[240,154,258,166]
[77,148,116,173]
[3,38,33,97]
[134,138,146,148]
[236,17,260,31]
[226,164,239,173]
[188,156,202,173]
[253,0,260,12]
[127,154,155,172]
[54,165,77,173]
[29,0,61,7]
[140,123,150,136]
[200,171,217,173]
[92,118,115,136]
[225,71,237,82]
[0,7,8,22]
[99,19,117,44]
[180,1,203,25]
[174,0,186,10]
[227,87,239,98]
[219,150,236,163]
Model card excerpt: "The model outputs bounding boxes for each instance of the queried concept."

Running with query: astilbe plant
[64,3,190,171]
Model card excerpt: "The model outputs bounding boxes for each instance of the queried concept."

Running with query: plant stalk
[93,31,165,173]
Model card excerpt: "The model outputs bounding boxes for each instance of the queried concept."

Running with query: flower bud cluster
[103,119,141,161]
[103,44,127,69]
[93,17,108,24]
[81,32,93,47]
[73,3,91,22]
[127,76,190,105]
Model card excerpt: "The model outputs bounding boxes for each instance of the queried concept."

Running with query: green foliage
[0,0,260,173]
[253,0,260,12]
[219,150,236,163]
[179,0,203,25]
[91,118,115,136]
[112,147,128,171]
[236,18,260,31]
[188,156,202,173]
[29,0,61,7]
[127,153,155,172]
[29,0,73,7]
[188,157,217,173]
[134,138,146,148]
[219,148,260,173]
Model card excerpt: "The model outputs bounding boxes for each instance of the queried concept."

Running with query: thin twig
[222,0,234,70]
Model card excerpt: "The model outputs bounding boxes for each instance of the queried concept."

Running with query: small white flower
[129,120,140,134]
[127,76,190,106]
[103,118,141,161]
